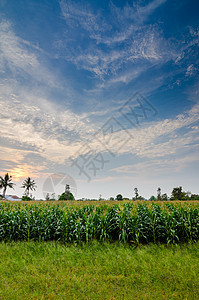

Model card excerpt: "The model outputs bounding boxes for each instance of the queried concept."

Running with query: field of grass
[0,241,199,299]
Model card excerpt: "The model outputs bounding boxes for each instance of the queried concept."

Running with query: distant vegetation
[21,177,37,198]
[58,184,75,201]
[1,173,199,201]
[0,173,15,198]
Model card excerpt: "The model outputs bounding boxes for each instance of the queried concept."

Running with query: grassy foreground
[0,241,199,299]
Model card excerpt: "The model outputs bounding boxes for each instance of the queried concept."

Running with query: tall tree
[65,184,72,199]
[0,173,15,197]
[59,184,75,200]
[171,186,184,200]
[21,177,37,197]
[65,184,70,194]
[157,187,161,201]
[161,193,168,201]
[134,188,139,200]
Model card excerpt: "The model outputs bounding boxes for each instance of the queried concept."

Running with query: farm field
[0,200,199,299]
[1,199,199,208]
[0,200,198,244]
[0,240,199,299]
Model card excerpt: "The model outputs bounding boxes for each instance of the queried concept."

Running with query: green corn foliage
[0,202,198,244]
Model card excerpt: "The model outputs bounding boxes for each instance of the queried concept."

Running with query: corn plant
[0,202,198,244]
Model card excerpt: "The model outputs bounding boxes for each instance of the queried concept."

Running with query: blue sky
[0,0,199,199]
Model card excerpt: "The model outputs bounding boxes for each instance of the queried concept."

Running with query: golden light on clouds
[8,164,45,182]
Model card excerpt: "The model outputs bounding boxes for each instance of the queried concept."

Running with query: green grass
[0,241,199,299]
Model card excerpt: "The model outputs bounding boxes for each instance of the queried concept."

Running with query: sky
[0,0,199,200]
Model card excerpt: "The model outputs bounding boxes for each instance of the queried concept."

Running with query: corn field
[0,202,198,244]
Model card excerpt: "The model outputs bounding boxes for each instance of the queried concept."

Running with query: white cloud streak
[0,19,97,169]
[0,20,58,88]
[59,0,171,84]
[58,0,199,94]
[87,103,199,161]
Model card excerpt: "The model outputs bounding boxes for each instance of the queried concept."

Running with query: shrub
[58,192,74,201]
[116,194,123,201]
[21,195,32,201]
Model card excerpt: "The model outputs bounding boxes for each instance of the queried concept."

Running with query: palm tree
[0,173,15,198]
[21,177,37,197]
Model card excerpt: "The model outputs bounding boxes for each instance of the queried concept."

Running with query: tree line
[0,173,199,201]
[115,186,199,201]
[0,173,74,201]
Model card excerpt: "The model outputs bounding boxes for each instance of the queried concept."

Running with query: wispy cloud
[60,0,110,33]
[0,20,58,88]
[109,0,167,25]
[1,13,198,175]
[86,103,199,161]
[111,152,199,178]
[0,19,99,174]
[59,0,198,94]
[0,88,97,164]
[59,0,171,84]
[0,20,39,70]
[186,64,197,77]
